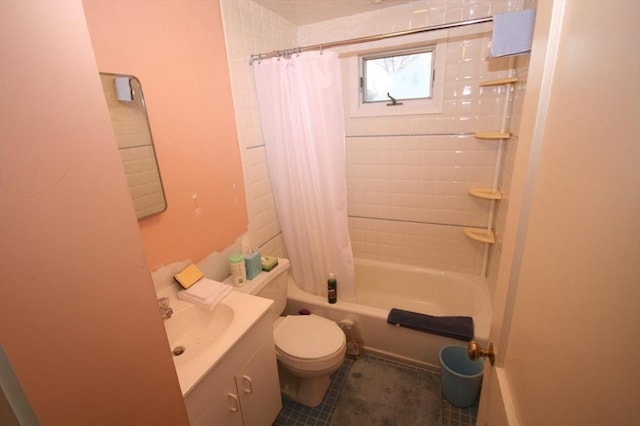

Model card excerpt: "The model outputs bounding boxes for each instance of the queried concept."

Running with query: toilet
[242,258,346,407]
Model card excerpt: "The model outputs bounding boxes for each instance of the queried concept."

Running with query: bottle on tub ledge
[327,272,337,304]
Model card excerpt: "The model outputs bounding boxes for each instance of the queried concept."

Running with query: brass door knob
[468,340,495,366]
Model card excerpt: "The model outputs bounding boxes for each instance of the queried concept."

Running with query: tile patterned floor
[274,354,478,426]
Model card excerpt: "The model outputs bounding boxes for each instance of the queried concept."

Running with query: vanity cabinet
[185,313,281,426]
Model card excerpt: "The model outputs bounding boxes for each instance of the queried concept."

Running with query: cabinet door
[235,334,281,426]
[191,376,243,426]
[186,367,244,426]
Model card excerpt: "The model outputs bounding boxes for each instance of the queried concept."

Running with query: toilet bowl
[273,315,346,407]
[236,258,346,408]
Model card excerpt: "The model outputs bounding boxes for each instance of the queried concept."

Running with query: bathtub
[284,258,492,370]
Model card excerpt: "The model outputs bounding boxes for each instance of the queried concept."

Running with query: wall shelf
[464,227,496,244]
[474,131,511,140]
[468,187,502,200]
[479,77,519,87]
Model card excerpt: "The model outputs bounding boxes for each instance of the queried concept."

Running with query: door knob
[468,340,495,366]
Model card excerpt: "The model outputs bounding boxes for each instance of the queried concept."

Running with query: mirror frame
[99,72,167,219]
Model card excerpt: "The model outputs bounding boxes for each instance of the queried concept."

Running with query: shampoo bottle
[228,253,246,287]
[328,273,337,304]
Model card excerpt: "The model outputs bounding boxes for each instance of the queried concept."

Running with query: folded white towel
[177,277,232,310]
[490,9,536,57]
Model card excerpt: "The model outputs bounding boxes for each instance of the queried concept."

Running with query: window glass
[344,35,446,118]
[363,49,433,103]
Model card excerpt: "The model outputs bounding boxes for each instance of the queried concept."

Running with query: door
[477,1,640,425]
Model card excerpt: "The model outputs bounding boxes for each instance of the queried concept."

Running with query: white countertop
[158,287,272,396]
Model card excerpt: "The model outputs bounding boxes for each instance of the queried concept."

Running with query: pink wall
[0,1,188,424]
[83,0,248,270]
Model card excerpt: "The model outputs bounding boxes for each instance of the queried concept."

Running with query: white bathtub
[284,259,492,370]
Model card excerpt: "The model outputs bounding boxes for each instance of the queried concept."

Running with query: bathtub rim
[287,258,492,345]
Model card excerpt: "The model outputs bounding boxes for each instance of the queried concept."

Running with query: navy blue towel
[387,308,474,341]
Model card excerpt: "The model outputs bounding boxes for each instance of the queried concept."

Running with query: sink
[155,285,273,396]
[163,303,234,364]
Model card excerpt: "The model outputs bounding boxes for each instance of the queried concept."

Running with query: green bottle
[328,273,337,304]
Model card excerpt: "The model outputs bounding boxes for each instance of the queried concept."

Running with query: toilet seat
[274,315,346,373]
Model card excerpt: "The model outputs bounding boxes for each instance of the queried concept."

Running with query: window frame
[361,46,435,104]
[343,31,447,118]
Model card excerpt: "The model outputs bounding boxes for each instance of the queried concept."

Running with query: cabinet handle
[227,393,240,412]
[242,375,253,393]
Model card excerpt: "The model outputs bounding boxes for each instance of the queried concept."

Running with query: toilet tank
[233,258,291,321]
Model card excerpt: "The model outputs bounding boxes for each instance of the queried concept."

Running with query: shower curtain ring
[249,54,263,65]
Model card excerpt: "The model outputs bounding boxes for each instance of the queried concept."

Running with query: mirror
[99,72,167,219]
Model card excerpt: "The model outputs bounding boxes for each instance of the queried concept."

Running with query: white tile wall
[220,0,527,275]
[486,50,530,297]
[219,0,296,256]
[346,135,496,228]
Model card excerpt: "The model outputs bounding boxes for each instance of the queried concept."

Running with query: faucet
[158,297,173,320]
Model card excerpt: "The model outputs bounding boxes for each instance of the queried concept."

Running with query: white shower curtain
[253,50,356,302]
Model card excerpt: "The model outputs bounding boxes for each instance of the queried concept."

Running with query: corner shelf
[479,77,519,87]
[474,131,511,140]
[464,227,496,244]
[468,187,502,200]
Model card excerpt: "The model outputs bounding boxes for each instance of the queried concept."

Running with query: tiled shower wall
[486,0,535,297]
[220,0,526,276]
[219,0,296,259]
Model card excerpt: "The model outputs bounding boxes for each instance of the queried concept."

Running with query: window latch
[386,92,403,106]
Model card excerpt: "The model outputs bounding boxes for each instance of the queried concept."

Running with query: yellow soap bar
[261,256,278,272]
[174,264,204,289]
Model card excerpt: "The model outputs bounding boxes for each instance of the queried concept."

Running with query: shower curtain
[252,50,356,302]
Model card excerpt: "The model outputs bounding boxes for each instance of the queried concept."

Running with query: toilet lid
[274,315,345,360]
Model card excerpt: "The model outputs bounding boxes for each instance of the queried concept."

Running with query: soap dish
[261,256,279,272]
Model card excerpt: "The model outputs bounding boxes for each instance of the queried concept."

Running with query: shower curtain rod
[249,16,493,65]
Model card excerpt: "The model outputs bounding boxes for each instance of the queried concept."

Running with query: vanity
[158,284,281,426]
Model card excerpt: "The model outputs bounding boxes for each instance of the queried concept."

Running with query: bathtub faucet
[158,297,173,320]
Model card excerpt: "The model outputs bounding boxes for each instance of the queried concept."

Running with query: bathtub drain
[172,346,185,357]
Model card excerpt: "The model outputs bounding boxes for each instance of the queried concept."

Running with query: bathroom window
[344,35,446,118]
[361,48,434,104]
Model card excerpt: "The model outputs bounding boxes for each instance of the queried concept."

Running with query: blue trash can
[439,345,484,408]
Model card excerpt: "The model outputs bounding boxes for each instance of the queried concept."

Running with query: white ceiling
[252,0,414,26]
